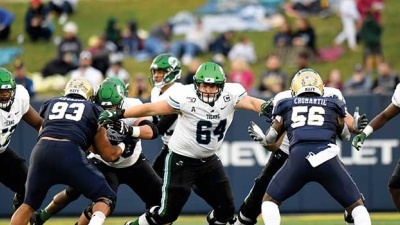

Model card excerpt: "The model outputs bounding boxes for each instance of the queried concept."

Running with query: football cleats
[95,80,124,109]
[149,53,182,88]
[0,68,17,111]
[193,62,226,104]
[104,77,129,96]
[64,77,94,100]
[291,68,324,97]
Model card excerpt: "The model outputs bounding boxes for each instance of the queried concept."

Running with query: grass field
[1,213,400,225]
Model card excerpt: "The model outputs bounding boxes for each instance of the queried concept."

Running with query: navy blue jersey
[273,96,347,150]
[38,96,103,150]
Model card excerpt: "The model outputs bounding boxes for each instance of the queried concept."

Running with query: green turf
[1,213,400,225]
[1,0,400,96]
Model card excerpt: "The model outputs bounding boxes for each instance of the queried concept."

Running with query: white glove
[248,121,267,147]
[353,106,368,133]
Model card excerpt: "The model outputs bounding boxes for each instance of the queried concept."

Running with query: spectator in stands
[372,62,399,95]
[87,34,115,74]
[356,0,384,25]
[294,51,310,74]
[258,54,287,98]
[209,30,234,65]
[273,20,293,48]
[13,59,35,97]
[41,52,77,77]
[360,8,383,72]
[325,68,343,90]
[105,17,122,51]
[334,0,359,51]
[292,17,317,56]
[121,20,143,56]
[130,73,150,99]
[24,0,53,42]
[0,7,14,41]
[57,21,81,66]
[48,0,79,25]
[70,51,103,90]
[228,58,254,93]
[343,63,372,95]
[143,22,173,58]
[105,54,130,84]
[284,0,331,18]
[183,57,202,84]
[172,18,213,66]
[228,36,257,64]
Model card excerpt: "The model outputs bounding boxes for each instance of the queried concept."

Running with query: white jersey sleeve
[392,83,400,107]
[0,85,30,153]
[167,83,243,158]
[151,82,183,144]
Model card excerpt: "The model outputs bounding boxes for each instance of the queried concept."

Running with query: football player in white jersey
[98,62,268,225]
[238,68,368,225]
[353,82,400,213]
[148,53,183,177]
[0,68,43,211]
[30,79,161,225]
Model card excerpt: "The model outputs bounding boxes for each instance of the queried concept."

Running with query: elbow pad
[138,120,159,139]
[341,123,351,141]
[265,127,278,144]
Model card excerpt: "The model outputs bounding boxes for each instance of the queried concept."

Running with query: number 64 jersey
[167,83,247,159]
[0,85,31,153]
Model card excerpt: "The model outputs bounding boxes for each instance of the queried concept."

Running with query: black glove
[121,136,139,158]
[102,120,133,136]
[259,98,274,123]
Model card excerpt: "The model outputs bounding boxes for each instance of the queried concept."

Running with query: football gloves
[101,119,134,136]
[353,106,368,133]
[98,109,125,125]
[259,98,274,123]
[248,121,267,147]
[352,133,367,151]
[120,136,139,158]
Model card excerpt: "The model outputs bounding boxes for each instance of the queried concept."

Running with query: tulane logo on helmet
[95,80,124,109]
[150,53,182,88]
[193,62,226,104]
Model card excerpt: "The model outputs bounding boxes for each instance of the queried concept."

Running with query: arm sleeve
[157,114,178,135]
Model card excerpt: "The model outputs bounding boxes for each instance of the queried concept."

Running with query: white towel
[306,143,340,167]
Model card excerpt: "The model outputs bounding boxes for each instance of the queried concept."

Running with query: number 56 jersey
[273,96,347,150]
[167,83,247,159]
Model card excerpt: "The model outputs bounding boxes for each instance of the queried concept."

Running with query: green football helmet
[149,53,181,88]
[193,62,226,104]
[104,77,129,96]
[95,80,124,109]
[0,68,17,110]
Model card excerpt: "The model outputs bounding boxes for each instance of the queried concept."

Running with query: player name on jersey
[294,97,327,105]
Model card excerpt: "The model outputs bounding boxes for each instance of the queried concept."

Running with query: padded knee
[95,196,116,213]
[65,187,81,201]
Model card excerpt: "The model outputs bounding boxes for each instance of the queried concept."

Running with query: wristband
[117,142,126,153]
[131,126,141,138]
[363,125,374,137]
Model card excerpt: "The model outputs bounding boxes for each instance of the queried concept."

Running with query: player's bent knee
[95,196,116,213]
[65,187,82,201]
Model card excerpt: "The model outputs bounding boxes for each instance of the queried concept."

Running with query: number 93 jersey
[0,85,30,153]
[273,95,347,151]
[167,83,247,158]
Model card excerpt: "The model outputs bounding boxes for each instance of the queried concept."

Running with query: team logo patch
[186,97,196,103]
[223,95,230,102]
